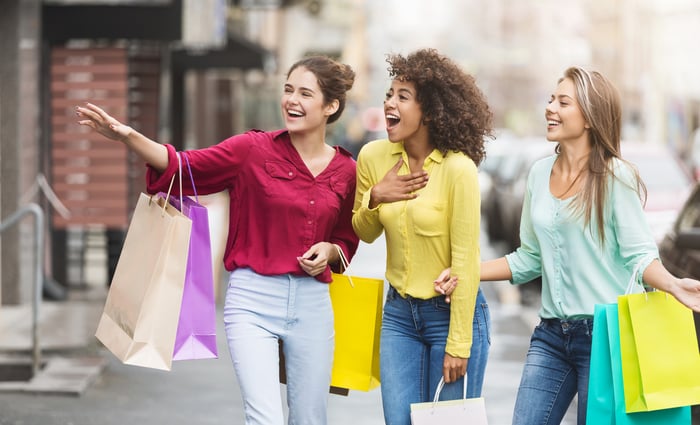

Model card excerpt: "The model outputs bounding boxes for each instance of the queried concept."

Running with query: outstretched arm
[76,103,168,172]
[481,257,512,282]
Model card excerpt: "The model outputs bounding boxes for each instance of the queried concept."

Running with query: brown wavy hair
[386,49,494,164]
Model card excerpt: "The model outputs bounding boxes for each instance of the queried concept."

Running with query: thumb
[110,124,133,140]
[391,157,403,173]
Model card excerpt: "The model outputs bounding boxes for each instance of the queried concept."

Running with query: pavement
[0,233,577,425]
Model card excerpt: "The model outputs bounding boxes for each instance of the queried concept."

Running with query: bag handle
[624,256,661,301]
[431,374,469,405]
[157,153,185,216]
[182,151,199,203]
[334,244,354,287]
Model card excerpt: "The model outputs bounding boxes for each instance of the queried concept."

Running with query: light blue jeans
[223,268,334,425]
[379,286,491,425]
[512,318,593,425]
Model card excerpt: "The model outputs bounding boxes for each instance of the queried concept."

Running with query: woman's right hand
[76,103,133,143]
[369,158,428,208]
[434,267,458,303]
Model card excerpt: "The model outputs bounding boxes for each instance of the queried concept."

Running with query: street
[0,233,577,425]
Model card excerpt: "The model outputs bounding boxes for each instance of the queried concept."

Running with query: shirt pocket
[410,201,447,237]
[322,172,352,214]
[261,161,298,198]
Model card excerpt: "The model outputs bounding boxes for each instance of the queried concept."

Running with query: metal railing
[0,203,44,378]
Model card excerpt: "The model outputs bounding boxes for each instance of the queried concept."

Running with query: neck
[290,128,327,155]
[557,145,590,175]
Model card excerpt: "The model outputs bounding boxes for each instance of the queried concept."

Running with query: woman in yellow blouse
[352,48,494,425]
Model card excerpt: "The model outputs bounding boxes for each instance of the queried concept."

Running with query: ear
[324,99,340,117]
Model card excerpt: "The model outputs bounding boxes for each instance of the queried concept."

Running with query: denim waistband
[540,317,594,334]
[386,285,447,304]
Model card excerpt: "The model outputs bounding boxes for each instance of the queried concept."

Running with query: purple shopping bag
[157,153,218,361]
[168,193,218,360]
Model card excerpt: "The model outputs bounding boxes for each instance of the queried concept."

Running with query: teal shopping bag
[586,304,690,424]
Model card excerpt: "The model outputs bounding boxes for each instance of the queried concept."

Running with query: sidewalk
[0,236,577,424]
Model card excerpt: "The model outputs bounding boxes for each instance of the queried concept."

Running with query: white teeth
[288,110,303,117]
[386,113,399,120]
[547,120,559,126]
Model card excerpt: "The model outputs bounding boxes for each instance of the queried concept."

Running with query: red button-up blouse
[145,129,359,283]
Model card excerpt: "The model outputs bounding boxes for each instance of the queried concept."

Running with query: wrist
[369,187,381,209]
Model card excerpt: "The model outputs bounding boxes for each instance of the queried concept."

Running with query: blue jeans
[379,286,491,425]
[223,268,334,425]
[512,318,594,425]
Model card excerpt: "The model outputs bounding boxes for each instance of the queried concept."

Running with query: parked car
[622,142,695,244]
[482,138,555,250]
[657,182,700,424]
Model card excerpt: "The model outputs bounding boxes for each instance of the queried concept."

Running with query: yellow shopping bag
[329,272,384,392]
[618,291,700,413]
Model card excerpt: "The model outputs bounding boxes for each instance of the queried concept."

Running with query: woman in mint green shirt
[480,67,700,425]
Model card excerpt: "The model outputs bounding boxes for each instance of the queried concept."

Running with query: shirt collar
[390,140,445,164]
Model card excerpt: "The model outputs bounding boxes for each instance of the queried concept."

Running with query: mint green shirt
[505,155,658,319]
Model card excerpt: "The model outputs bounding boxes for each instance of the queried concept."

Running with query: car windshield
[626,154,690,191]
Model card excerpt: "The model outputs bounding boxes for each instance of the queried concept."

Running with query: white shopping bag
[410,376,488,425]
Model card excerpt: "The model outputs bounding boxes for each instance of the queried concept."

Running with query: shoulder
[356,139,397,170]
[610,157,636,180]
[358,138,393,157]
[333,146,357,175]
[530,154,557,174]
[442,150,477,175]
[518,154,556,186]
[219,129,281,145]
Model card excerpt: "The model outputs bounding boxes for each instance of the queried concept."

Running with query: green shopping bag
[618,291,700,413]
[586,304,690,424]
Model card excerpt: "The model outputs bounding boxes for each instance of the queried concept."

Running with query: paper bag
[95,193,191,371]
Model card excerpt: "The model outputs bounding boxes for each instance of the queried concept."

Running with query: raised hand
[76,103,133,143]
[369,157,429,208]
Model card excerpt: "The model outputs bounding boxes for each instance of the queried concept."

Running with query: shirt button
[310,200,315,205]
[288,172,293,177]
[307,220,312,225]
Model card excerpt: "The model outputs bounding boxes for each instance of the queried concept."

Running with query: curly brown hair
[386,49,493,165]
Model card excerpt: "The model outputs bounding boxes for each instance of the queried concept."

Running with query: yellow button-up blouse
[352,139,481,357]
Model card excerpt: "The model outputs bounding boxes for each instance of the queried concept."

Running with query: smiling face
[281,66,338,134]
[545,77,589,144]
[383,79,429,144]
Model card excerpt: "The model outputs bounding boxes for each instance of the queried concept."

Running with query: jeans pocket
[478,302,492,345]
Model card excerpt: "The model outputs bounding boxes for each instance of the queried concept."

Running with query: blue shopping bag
[586,304,690,424]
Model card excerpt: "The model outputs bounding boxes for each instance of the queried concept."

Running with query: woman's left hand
[672,277,700,312]
[434,268,458,303]
[297,242,335,277]
[443,353,467,383]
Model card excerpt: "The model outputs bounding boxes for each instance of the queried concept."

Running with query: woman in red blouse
[77,56,359,425]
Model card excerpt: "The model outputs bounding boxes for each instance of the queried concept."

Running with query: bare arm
[76,103,169,172]
[643,259,700,312]
[481,257,512,282]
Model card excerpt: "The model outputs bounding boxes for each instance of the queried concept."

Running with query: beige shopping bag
[196,190,229,302]
[95,192,192,371]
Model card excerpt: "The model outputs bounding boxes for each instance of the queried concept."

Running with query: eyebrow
[285,83,316,94]
[552,93,575,101]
